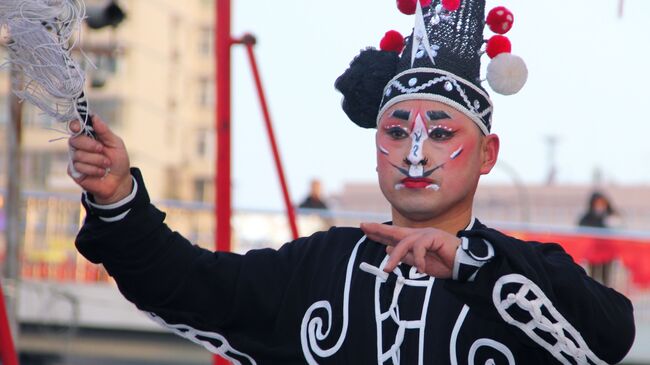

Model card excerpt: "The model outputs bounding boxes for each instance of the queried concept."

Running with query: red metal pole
[215,0,232,364]
[0,281,19,365]
[240,35,299,240]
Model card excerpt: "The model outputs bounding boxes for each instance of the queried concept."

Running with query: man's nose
[404,156,428,166]
[404,155,428,178]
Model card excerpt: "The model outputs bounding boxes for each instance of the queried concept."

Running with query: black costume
[76,169,635,364]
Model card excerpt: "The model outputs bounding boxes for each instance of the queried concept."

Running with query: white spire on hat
[410,2,437,67]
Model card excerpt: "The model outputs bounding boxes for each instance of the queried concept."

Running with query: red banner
[507,230,650,288]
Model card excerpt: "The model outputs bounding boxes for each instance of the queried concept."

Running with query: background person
[578,191,620,286]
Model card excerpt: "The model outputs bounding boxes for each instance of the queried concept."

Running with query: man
[69,0,634,364]
[298,179,328,210]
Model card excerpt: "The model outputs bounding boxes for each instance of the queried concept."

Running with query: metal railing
[1,192,648,320]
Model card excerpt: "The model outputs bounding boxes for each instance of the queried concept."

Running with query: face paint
[450,145,463,159]
[378,144,390,156]
[426,184,440,191]
[408,114,427,177]
[426,110,451,121]
[383,124,409,132]
[392,144,464,191]
[428,124,454,133]
[392,109,411,121]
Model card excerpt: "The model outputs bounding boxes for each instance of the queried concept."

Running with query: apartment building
[0,0,216,203]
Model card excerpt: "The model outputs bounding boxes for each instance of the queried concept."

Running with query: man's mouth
[399,177,436,189]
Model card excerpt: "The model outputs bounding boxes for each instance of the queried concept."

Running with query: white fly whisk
[0,0,93,138]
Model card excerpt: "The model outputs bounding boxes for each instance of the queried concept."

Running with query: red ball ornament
[486,6,514,34]
[396,0,433,15]
[486,35,511,58]
[380,30,405,53]
[442,0,461,12]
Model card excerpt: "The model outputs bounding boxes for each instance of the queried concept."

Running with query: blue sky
[229,0,650,210]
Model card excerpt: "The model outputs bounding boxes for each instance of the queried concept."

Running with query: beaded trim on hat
[378,67,492,135]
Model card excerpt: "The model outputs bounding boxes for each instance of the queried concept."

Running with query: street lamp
[85,1,126,30]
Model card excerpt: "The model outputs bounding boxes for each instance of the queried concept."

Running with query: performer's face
[375,100,499,225]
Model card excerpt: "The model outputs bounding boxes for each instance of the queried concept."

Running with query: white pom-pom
[486,53,528,95]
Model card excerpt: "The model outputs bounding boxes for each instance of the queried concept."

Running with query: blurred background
[0,0,649,364]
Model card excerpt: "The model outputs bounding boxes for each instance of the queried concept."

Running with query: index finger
[89,115,120,146]
[68,119,81,134]
[69,133,103,153]
[360,223,410,246]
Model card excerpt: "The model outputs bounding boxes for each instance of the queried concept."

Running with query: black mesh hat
[335,0,527,134]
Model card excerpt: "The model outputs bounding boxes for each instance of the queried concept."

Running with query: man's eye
[387,127,408,139]
[429,127,454,141]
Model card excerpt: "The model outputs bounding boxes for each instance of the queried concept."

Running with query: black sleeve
[445,227,635,364]
[75,168,323,358]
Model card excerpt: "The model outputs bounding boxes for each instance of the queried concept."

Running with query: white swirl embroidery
[468,338,515,365]
[300,235,367,364]
[146,312,256,365]
[493,274,606,365]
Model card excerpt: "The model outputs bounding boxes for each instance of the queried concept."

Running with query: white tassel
[486,53,528,95]
[2,0,92,178]
[1,0,88,127]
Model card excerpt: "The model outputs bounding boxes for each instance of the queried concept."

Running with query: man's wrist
[94,176,134,205]
[452,236,495,282]
[83,172,141,222]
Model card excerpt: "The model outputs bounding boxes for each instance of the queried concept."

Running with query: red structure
[215,0,232,257]
[237,34,300,240]
[215,2,233,363]
[0,280,19,365]
[215,0,298,363]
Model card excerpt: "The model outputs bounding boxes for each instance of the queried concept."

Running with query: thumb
[90,115,120,146]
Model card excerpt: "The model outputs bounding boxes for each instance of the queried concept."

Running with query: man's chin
[392,203,444,223]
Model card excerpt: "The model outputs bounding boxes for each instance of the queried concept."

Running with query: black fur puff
[334,48,400,129]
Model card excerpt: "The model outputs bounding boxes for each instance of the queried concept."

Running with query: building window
[87,54,119,89]
[198,26,213,56]
[17,97,122,129]
[193,178,211,202]
[23,150,60,189]
[89,97,123,128]
[196,128,214,158]
[198,77,214,107]
[165,167,180,200]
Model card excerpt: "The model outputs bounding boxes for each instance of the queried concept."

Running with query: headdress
[335,0,527,134]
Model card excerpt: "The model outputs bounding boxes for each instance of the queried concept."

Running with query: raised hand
[360,223,461,278]
[68,115,132,204]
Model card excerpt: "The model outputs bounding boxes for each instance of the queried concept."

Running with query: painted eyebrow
[426,110,451,121]
[391,109,411,121]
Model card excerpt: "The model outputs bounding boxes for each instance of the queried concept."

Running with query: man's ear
[479,134,499,175]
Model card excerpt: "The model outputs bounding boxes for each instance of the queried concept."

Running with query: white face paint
[378,144,390,156]
[408,113,427,177]
[426,184,440,191]
[450,145,463,160]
